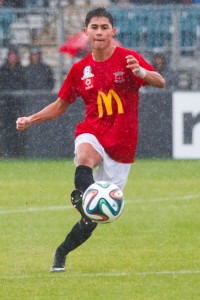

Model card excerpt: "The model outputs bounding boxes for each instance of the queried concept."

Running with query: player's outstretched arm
[126,55,165,89]
[16,97,69,131]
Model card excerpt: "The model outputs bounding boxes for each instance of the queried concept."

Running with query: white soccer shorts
[74,133,131,190]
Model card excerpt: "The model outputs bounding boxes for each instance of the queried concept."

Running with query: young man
[25,46,54,90]
[0,46,26,157]
[16,7,165,272]
[0,45,26,90]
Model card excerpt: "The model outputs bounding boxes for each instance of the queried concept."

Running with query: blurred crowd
[0,44,54,158]
[0,45,54,91]
[0,0,25,7]
[1,0,200,7]
[151,53,178,90]
[0,45,179,92]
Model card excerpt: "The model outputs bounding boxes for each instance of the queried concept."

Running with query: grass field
[0,159,199,300]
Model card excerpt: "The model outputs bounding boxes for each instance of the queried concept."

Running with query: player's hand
[126,55,140,75]
[16,116,32,131]
[126,55,146,78]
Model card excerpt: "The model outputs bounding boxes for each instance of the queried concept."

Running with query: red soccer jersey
[58,46,155,163]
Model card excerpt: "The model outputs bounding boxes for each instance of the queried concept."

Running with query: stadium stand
[110,4,200,53]
[0,7,15,41]
[180,9,197,52]
[0,1,200,89]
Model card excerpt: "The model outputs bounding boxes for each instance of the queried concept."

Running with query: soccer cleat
[71,189,85,217]
[50,246,67,273]
[71,189,91,223]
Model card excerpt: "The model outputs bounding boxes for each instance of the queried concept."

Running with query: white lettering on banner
[173,92,200,159]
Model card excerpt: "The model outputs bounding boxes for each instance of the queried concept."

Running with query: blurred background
[0,0,199,160]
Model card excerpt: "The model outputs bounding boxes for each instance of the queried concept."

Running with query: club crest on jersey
[114,71,125,83]
[81,66,94,80]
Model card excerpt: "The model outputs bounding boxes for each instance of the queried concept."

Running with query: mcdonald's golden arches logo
[97,89,124,118]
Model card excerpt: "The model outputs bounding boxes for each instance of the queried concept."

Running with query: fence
[0,4,200,90]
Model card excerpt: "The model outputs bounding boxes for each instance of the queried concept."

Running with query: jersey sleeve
[58,64,80,104]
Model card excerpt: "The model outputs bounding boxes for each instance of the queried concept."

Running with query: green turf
[0,159,199,300]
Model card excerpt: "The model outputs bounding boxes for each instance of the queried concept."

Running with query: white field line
[133,194,200,203]
[0,205,73,214]
[136,270,200,275]
[1,270,200,280]
[0,194,199,215]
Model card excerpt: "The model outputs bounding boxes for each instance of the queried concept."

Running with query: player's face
[84,17,116,51]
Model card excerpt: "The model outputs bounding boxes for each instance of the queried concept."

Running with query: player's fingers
[16,125,24,131]
[126,58,137,64]
[16,122,24,131]
[125,55,136,59]
[125,56,141,75]
[126,55,138,62]
[16,117,24,125]
[126,64,139,69]
[126,63,140,72]
[126,61,139,71]
[16,117,28,131]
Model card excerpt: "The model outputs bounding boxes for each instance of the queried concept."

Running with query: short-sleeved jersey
[58,47,155,163]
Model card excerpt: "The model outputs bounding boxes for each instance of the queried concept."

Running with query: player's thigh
[93,155,131,190]
[76,143,103,169]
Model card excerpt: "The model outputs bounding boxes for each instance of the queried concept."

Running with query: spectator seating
[110,4,200,54]
[0,8,15,38]
[25,0,38,7]
[24,0,109,7]
[181,9,197,50]
[4,2,198,53]
[111,6,172,50]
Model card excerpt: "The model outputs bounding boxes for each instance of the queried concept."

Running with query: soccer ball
[82,181,124,224]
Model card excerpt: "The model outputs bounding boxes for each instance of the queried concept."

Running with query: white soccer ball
[82,181,124,224]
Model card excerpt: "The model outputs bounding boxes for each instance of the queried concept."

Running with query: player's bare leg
[50,143,102,272]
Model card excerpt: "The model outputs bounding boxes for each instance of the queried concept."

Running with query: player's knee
[77,152,94,168]
[76,143,102,169]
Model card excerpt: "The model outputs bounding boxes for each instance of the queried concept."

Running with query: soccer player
[16,7,165,272]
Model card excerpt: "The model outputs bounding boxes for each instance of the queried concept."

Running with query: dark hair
[8,45,19,55]
[85,7,114,27]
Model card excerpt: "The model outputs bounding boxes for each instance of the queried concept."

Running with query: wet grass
[0,159,200,300]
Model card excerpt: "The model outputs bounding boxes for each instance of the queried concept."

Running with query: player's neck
[92,45,116,62]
